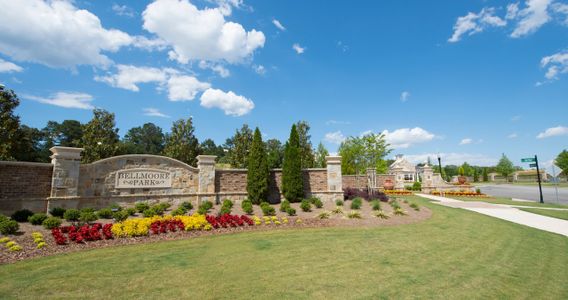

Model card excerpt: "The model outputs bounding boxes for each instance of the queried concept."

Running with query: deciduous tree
[123,123,165,154]
[314,142,329,168]
[338,133,391,174]
[82,109,120,163]
[495,153,515,181]
[226,124,253,168]
[266,138,284,169]
[162,118,200,166]
[296,121,315,168]
[555,150,568,176]
[0,85,21,160]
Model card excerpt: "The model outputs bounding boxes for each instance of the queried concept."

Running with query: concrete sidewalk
[416,194,568,237]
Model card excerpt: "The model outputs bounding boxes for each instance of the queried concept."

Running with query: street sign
[529,163,537,168]
[521,157,536,162]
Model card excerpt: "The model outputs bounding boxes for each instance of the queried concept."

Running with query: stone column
[513,172,519,182]
[50,147,83,197]
[197,155,217,203]
[391,167,404,189]
[325,156,342,201]
[422,165,434,187]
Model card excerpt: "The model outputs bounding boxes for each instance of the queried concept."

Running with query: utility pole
[534,155,544,203]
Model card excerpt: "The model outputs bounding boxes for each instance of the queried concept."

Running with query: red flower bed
[52,223,113,245]
[150,219,185,235]
[206,214,253,229]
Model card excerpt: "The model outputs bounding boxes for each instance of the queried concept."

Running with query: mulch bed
[0,201,431,265]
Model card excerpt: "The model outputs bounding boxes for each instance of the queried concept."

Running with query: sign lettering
[115,169,172,188]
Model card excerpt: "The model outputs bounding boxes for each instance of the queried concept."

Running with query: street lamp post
[437,155,442,180]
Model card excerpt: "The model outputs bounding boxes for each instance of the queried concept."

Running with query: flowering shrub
[111,215,211,238]
[32,232,46,249]
[206,214,254,229]
[150,219,184,235]
[51,228,67,245]
[384,190,413,195]
[430,190,487,197]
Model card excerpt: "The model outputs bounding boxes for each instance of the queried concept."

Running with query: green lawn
[519,208,568,220]
[451,196,568,208]
[1,197,567,299]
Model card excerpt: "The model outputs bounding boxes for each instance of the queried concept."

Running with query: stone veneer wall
[342,174,395,190]
[215,169,329,203]
[0,161,53,214]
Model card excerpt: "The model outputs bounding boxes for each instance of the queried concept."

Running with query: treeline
[0,85,329,168]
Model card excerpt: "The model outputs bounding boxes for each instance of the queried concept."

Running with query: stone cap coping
[197,155,217,164]
[325,156,341,164]
[50,146,84,160]
[0,161,52,167]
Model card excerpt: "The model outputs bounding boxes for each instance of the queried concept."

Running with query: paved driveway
[478,184,568,205]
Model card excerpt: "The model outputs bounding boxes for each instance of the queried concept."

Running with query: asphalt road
[478,184,568,205]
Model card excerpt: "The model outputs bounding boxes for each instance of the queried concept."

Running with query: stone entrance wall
[0,161,53,215]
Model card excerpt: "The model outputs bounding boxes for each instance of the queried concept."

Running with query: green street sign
[521,157,536,163]
[529,163,537,168]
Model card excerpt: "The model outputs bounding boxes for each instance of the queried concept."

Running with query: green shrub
[346,211,362,219]
[374,210,390,219]
[316,211,331,219]
[11,209,34,222]
[143,208,157,218]
[113,210,129,222]
[157,202,171,211]
[404,185,413,191]
[350,198,362,210]
[300,199,311,212]
[49,207,66,217]
[371,200,381,211]
[393,208,407,216]
[476,188,481,194]
[219,206,231,215]
[79,211,98,223]
[180,201,193,211]
[335,199,344,206]
[310,197,323,208]
[260,202,276,216]
[135,202,150,213]
[286,207,296,216]
[171,208,187,216]
[241,200,254,215]
[151,204,166,215]
[390,200,401,209]
[331,207,343,214]
[412,181,422,191]
[0,219,19,234]
[109,203,122,211]
[80,208,95,214]
[28,213,48,225]
[222,199,233,209]
[197,200,213,215]
[42,217,61,229]
[96,208,114,219]
[63,209,81,221]
[409,203,420,211]
[279,200,291,212]
[0,214,8,223]
[126,208,137,216]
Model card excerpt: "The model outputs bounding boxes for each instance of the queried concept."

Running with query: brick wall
[0,161,52,214]
[342,175,367,189]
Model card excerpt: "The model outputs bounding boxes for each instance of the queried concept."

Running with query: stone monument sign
[115,169,172,188]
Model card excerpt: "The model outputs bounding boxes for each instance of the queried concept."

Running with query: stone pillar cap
[197,155,217,164]
[50,146,83,160]
[325,156,341,164]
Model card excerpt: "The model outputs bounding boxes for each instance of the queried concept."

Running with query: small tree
[555,150,568,175]
[0,85,21,161]
[495,153,515,182]
[296,120,315,168]
[482,167,489,182]
[162,118,200,166]
[247,128,269,204]
[266,139,284,168]
[473,169,479,182]
[314,142,329,168]
[458,166,465,176]
[282,124,304,202]
[82,109,120,163]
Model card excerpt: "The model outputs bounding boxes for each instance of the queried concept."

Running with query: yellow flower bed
[111,214,210,238]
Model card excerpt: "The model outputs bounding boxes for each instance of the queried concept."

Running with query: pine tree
[282,124,304,202]
[82,109,120,163]
[247,128,269,204]
[314,142,329,168]
[0,85,21,161]
[162,118,200,166]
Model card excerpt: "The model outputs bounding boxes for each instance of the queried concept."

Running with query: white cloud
[326,120,351,125]
[95,64,209,101]
[0,58,23,73]
[536,126,568,138]
[143,108,170,118]
[112,4,135,17]
[459,138,473,145]
[23,92,94,109]
[510,0,552,38]
[214,0,247,16]
[198,61,230,78]
[400,91,410,102]
[292,43,305,54]
[448,7,506,42]
[253,64,266,75]
[552,2,568,25]
[324,131,346,144]
[506,3,520,19]
[540,50,568,80]
[142,0,265,64]
[404,152,498,166]
[167,75,211,101]
[511,115,522,121]
[0,0,134,68]
[508,133,518,138]
[381,127,436,149]
[272,19,286,31]
[200,88,254,116]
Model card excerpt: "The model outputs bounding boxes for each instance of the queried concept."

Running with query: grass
[451,196,568,208]
[519,208,568,220]
[0,196,567,299]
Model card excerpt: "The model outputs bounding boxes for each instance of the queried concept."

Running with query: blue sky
[0,0,567,169]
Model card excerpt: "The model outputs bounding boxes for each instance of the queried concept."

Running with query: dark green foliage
[82,109,120,163]
[113,210,130,222]
[247,128,269,204]
[126,208,137,216]
[197,200,213,215]
[180,201,193,211]
[300,199,311,212]
[390,200,401,210]
[123,123,165,154]
[219,200,233,215]
[171,208,187,216]
[162,118,200,166]
[80,208,95,214]
[280,200,291,212]
[335,200,344,206]
[64,209,80,221]
[222,199,233,209]
[409,203,420,211]
[0,85,21,161]
[109,203,122,211]
[266,139,284,168]
[49,207,66,218]
[286,207,297,216]
[412,182,421,191]
[42,217,61,230]
[0,219,19,234]
[135,202,150,213]
[200,139,226,159]
[241,199,254,215]
[556,150,568,175]
[371,200,381,211]
[296,121,315,168]
[260,202,276,216]
[151,204,166,215]
[11,209,34,222]
[79,211,98,223]
[96,208,114,219]
[350,198,362,210]
[28,213,48,225]
[482,167,489,182]
[226,124,253,168]
[143,209,157,218]
[314,142,329,168]
[309,197,323,208]
[282,124,304,202]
